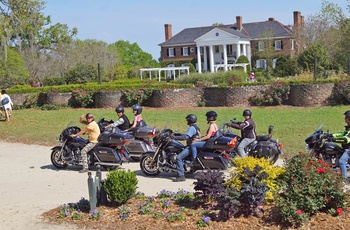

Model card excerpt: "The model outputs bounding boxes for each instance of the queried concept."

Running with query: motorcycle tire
[140,152,160,176]
[51,149,68,169]
[266,153,279,164]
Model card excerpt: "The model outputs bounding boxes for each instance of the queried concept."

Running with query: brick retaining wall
[9,83,336,108]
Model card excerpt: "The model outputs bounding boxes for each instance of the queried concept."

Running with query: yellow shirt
[85,120,100,143]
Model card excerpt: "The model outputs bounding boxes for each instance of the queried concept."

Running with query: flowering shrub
[71,89,94,108]
[226,156,285,201]
[249,80,290,106]
[122,88,153,105]
[275,153,346,227]
[196,215,211,227]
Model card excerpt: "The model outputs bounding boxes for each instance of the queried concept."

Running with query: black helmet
[132,104,142,115]
[115,105,124,113]
[205,110,217,121]
[186,114,197,124]
[243,109,252,117]
[344,110,350,117]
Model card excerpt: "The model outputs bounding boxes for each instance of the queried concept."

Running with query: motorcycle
[305,123,349,169]
[50,119,135,171]
[140,128,234,176]
[102,119,160,161]
[222,120,283,164]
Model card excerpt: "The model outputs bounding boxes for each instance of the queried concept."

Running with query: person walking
[1,90,13,122]
[71,113,101,173]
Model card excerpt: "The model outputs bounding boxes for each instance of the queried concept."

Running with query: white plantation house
[159,11,304,74]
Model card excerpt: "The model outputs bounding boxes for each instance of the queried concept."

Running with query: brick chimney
[268,17,275,21]
[236,16,242,31]
[164,24,172,41]
[293,11,301,30]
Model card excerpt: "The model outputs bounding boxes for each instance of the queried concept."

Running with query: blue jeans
[190,141,206,159]
[176,147,190,177]
[339,149,349,179]
[237,138,256,157]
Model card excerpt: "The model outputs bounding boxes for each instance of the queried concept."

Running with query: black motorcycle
[140,128,233,176]
[51,119,135,171]
[222,121,283,164]
[305,123,348,169]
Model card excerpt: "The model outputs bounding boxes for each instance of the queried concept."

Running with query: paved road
[0,141,284,230]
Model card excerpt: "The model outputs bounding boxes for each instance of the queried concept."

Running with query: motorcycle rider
[71,113,101,173]
[191,111,218,164]
[126,104,146,131]
[327,110,350,182]
[227,109,256,157]
[173,114,201,182]
[105,105,130,131]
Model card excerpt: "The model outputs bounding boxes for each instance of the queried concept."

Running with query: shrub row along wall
[10,83,335,108]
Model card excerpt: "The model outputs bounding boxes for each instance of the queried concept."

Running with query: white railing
[140,67,190,81]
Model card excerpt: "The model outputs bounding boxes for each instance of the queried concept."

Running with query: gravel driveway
[0,141,201,230]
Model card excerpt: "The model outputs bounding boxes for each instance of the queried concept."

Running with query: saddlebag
[132,126,160,139]
[94,146,124,162]
[204,136,235,151]
[99,132,134,146]
[254,141,278,158]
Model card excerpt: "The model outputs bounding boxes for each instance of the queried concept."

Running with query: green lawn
[1,106,347,158]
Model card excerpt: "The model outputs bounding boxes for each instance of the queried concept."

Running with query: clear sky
[43,0,349,60]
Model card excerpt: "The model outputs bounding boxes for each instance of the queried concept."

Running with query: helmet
[243,109,252,117]
[132,104,142,115]
[115,105,124,113]
[205,110,217,121]
[344,110,350,117]
[186,114,197,124]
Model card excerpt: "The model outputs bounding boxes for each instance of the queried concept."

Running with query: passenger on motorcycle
[70,113,100,173]
[173,114,201,182]
[227,109,256,157]
[105,105,131,131]
[326,110,350,182]
[191,111,218,163]
[126,104,146,131]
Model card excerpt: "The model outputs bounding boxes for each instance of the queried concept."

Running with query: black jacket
[230,117,256,139]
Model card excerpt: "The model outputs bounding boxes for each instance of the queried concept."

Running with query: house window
[258,41,264,51]
[168,48,175,57]
[167,64,175,77]
[256,59,267,69]
[181,63,187,73]
[275,40,282,50]
[291,39,295,50]
[182,47,189,56]
[214,45,219,53]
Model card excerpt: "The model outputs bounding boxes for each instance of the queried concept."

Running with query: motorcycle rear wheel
[140,152,160,176]
[51,149,68,169]
[265,153,279,164]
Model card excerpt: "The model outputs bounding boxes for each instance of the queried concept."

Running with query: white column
[247,44,251,65]
[196,45,202,73]
[242,44,246,56]
[223,44,228,71]
[203,47,208,72]
[236,43,241,59]
[209,45,214,73]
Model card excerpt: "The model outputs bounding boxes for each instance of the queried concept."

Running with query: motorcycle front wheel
[51,149,68,169]
[140,152,160,176]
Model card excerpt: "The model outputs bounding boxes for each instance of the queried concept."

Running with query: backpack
[1,97,9,105]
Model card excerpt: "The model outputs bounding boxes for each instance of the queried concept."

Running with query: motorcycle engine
[167,152,177,165]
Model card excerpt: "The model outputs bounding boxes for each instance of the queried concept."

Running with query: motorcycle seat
[256,135,269,141]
